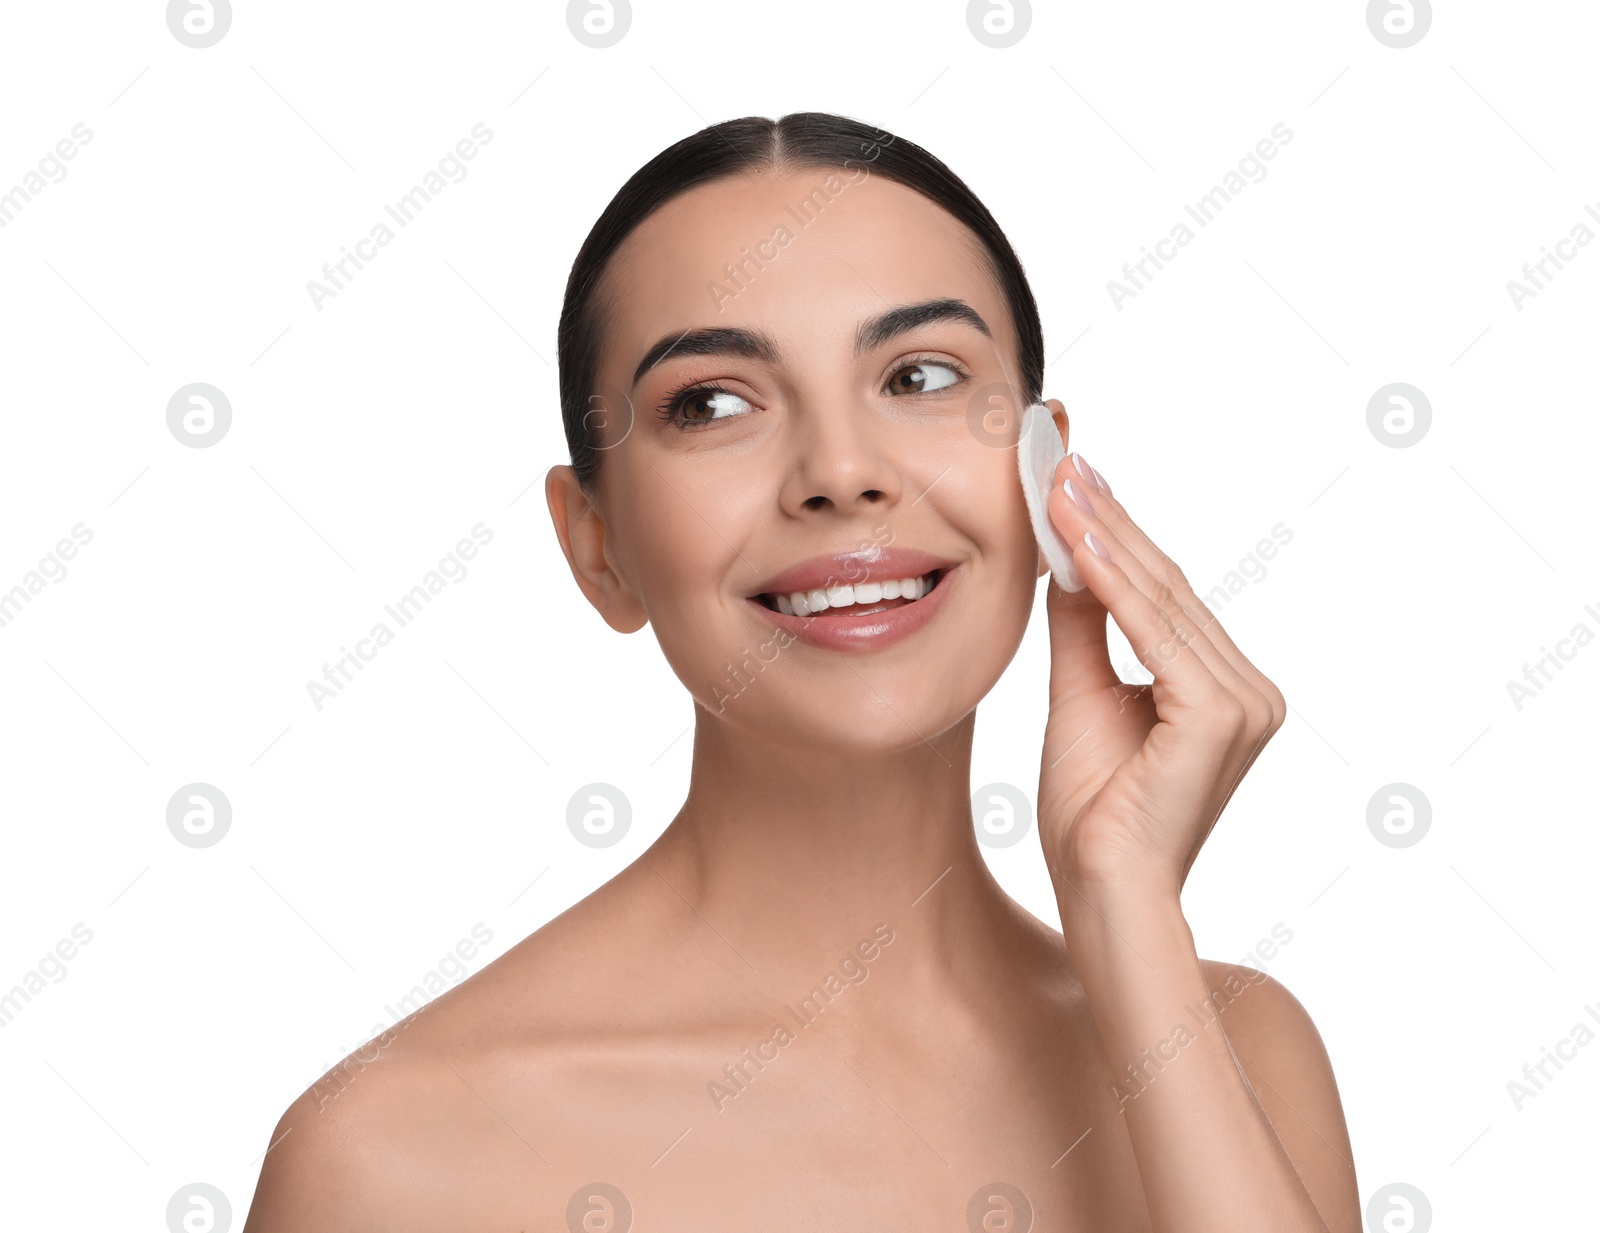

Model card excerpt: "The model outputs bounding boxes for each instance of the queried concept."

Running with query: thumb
[1045,562,1120,705]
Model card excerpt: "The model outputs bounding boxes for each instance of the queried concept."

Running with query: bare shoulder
[1198,958,1361,1233]
[242,972,580,1231]
[243,861,710,1230]
[242,1051,477,1232]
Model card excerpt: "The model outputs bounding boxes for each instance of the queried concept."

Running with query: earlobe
[1044,397,1070,452]
[544,465,650,634]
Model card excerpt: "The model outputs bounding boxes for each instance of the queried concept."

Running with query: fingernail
[1062,476,1095,515]
[1085,530,1110,561]
[1090,466,1111,496]
[1070,452,1095,487]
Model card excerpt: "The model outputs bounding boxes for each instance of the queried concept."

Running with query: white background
[1,1,1595,1229]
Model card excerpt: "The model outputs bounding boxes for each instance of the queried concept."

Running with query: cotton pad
[1016,401,1087,593]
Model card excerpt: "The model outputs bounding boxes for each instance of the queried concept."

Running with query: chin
[722,668,990,756]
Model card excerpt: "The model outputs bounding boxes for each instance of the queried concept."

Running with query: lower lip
[743,567,958,651]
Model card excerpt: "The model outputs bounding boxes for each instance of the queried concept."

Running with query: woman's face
[558,166,1049,753]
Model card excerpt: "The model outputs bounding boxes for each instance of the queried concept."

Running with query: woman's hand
[1032,401,1287,906]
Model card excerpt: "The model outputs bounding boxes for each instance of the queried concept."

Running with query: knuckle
[1159,559,1193,594]
[1181,596,1217,632]
[1263,679,1287,731]
[1243,694,1275,737]
[1204,684,1249,732]
[1150,580,1180,612]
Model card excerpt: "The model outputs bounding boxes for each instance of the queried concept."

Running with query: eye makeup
[653,353,974,431]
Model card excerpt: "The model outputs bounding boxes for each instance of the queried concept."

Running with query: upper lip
[746,547,958,599]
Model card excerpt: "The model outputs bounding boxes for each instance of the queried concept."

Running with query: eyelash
[654,354,974,431]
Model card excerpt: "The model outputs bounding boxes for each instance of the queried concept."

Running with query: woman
[245,112,1359,1232]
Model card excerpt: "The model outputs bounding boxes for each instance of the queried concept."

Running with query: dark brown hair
[556,111,1044,491]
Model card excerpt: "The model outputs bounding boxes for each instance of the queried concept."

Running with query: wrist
[1046,837,1182,921]
[1052,867,1188,941]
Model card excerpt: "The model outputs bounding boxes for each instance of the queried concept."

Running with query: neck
[644,704,1042,1013]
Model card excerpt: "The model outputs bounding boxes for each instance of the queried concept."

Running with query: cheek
[616,483,756,669]
[633,528,726,623]
[945,447,1038,574]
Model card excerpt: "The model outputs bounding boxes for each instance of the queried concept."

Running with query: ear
[1035,398,1072,579]
[545,464,649,634]
[1044,397,1070,451]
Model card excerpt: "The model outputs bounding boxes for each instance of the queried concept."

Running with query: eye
[657,385,756,430]
[885,357,967,396]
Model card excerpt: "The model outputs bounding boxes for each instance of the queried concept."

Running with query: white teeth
[772,571,936,614]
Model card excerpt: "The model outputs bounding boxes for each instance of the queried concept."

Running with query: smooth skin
[244,166,1359,1231]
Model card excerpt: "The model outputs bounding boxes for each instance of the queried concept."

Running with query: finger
[1031,404,1128,704]
[1048,472,1225,711]
[1068,457,1285,727]
[1055,459,1283,744]
[1071,459,1246,655]
[1042,570,1124,706]
[1062,470,1282,879]
[1179,723,1274,887]
[1051,464,1254,708]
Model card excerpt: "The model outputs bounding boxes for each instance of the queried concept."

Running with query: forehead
[597,167,1011,379]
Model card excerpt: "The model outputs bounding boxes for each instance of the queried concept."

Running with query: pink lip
[744,563,959,651]
[746,546,957,599]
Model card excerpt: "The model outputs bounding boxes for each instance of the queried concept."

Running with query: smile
[754,568,943,616]
[744,566,957,652]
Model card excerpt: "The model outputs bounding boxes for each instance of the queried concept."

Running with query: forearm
[1057,883,1329,1233]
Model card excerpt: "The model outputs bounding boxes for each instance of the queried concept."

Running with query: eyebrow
[629,297,993,389]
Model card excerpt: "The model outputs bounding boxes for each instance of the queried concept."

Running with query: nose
[780,391,902,517]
